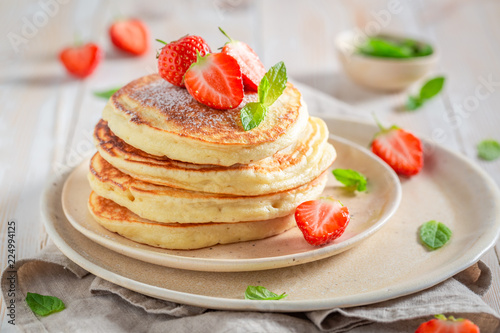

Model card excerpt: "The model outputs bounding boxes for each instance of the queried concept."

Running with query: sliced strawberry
[157,35,211,87]
[371,123,423,176]
[219,27,265,91]
[184,52,244,110]
[416,315,480,333]
[59,43,102,78]
[295,198,350,246]
[109,19,149,55]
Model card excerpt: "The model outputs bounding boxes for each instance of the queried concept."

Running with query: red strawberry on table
[157,35,211,87]
[109,18,149,55]
[184,52,244,110]
[219,27,265,91]
[59,43,102,78]
[295,198,350,246]
[371,121,423,176]
[415,314,480,333]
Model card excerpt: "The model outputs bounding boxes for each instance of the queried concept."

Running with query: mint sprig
[240,61,287,131]
[26,292,66,316]
[244,286,287,300]
[332,169,367,192]
[419,220,452,250]
[477,139,500,161]
[94,86,121,99]
[406,76,445,110]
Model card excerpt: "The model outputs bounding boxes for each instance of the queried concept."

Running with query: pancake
[88,192,296,250]
[88,153,328,223]
[102,74,309,166]
[95,116,336,195]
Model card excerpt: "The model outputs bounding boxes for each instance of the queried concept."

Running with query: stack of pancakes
[88,74,336,250]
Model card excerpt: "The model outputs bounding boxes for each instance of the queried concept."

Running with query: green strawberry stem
[74,32,83,47]
[157,34,191,46]
[434,314,464,322]
[371,113,399,135]
[372,113,385,132]
[219,27,235,43]
[195,50,207,63]
[113,13,126,22]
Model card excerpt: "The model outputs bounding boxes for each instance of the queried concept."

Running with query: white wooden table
[1,0,499,329]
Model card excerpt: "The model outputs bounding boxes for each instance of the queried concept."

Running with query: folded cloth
[2,242,499,333]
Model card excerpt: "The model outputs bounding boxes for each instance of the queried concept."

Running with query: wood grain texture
[1,0,499,329]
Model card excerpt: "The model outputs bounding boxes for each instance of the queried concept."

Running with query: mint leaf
[477,139,500,161]
[406,96,422,111]
[258,75,269,104]
[419,76,445,100]
[332,169,367,192]
[419,220,452,250]
[241,102,267,131]
[406,76,445,110]
[26,292,65,316]
[94,87,121,99]
[240,61,287,131]
[261,61,287,106]
[245,286,287,300]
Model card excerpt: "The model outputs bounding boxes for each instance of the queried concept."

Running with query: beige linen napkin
[2,242,500,333]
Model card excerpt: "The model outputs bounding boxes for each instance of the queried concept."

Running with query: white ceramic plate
[60,135,401,272]
[42,116,500,312]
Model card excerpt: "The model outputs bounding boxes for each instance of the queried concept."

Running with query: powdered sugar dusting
[116,75,298,143]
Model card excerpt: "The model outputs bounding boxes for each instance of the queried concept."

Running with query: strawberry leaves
[240,61,287,131]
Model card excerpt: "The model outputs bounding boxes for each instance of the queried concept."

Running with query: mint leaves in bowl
[335,31,438,91]
[357,35,433,59]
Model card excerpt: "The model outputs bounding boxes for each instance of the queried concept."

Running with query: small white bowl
[335,30,438,92]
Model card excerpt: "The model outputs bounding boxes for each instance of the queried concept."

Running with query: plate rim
[41,115,500,312]
[60,134,402,272]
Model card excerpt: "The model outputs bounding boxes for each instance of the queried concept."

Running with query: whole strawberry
[109,18,149,55]
[59,43,102,78]
[157,35,211,87]
[415,314,479,333]
[371,121,423,176]
[219,27,265,91]
[295,198,350,246]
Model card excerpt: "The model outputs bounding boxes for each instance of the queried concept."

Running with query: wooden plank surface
[1,0,499,330]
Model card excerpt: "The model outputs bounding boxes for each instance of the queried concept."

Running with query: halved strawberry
[109,19,149,55]
[295,198,350,246]
[184,52,244,110]
[157,35,211,87]
[59,43,102,78]
[219,27,265,91]
[416,314,480,333]
[371,122,423,176]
